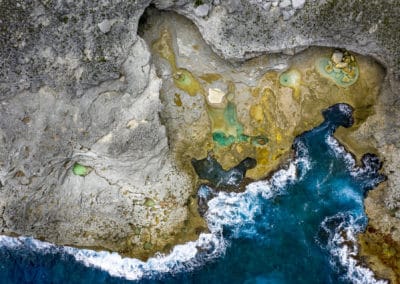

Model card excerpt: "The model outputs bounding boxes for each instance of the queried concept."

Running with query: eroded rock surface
[1,1,400,279]
[0,0,203,259]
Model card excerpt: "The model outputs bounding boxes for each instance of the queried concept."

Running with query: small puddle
[0,7,389,284]
[140,8,384,182]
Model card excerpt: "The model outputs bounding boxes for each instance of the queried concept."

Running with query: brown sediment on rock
[0,0,398,269]
[118,195,208,260]
[138,8,388,261]
[358,225,400,283]
[199,73,223,83]
[147,11,385,181]
[357,183,400,283]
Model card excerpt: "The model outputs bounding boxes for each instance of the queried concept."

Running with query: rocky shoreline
[1,0,399,281]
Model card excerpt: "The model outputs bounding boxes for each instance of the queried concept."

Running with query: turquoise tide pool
[0,104,386,284]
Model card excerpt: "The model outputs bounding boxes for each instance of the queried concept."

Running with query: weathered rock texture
[140,8,384,183]
[153,1,400,280]
[0,0,400,278]
[0,0,202,259]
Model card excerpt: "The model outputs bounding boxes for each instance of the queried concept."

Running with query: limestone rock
[1,1,400,273]
[0,0,193,258]
[195,4,211,17]
[97,19,113,34]
[292,0,305,9]
[156,0,400,78]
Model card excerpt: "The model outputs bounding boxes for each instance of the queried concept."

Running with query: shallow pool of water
[0,104,387,284]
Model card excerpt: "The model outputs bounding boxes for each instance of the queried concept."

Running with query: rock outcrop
[1,0,400,279]
[0,0,203,259]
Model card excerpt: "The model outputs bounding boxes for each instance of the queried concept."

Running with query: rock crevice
[0,1,399,278]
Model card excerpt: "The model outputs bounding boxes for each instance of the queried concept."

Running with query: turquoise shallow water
[0,104,387,284]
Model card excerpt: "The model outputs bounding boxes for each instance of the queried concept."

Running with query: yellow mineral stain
[174,93,183,106]
[153,27,384,182]
[199,73,223,83]
[235,144,244,154]
[152,29,177,72]
[256,148,269,165]
[206,104,237,137]
[250,104,264,122]
[153,29,205,97]
[136,12,386,264]
[173,68,204,96]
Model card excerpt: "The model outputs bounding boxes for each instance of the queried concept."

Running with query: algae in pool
[141,8,385,269]
[279,69,302,98]
[316,50,359,87]
[147,17,384,181]
[0,9,388,284]
[0,103,387,283]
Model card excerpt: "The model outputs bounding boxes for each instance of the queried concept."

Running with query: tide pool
[0,104,387,284]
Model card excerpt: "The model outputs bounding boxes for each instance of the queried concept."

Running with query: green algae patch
[279,69,302,98]
[72,163,90,176]
[209,101,250,147]
[279,69,301,88]
[143,242,153,250]
[144,197,156,207]
[173,69,204,96]
[209,101,268,147]
[212,132,235,146]
[316,51,359,87]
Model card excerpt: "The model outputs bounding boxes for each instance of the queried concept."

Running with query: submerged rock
[191,154,256,188]
[322,103,354,130]
[197,185,216,216]
[316,50,359,87]
[1,1,399,277]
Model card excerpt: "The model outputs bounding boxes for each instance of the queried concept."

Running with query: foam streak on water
[0,104,388,283]
[321,214,387,284]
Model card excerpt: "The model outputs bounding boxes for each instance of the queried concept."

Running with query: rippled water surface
[0,104,387,284]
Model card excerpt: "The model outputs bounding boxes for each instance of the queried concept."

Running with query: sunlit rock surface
[0,0,400,279]
[0,0,203,259]
[142,9,384,182]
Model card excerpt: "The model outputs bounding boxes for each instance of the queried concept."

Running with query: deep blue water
[0,104,387,284]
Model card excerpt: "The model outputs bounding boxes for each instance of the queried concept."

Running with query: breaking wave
[0,104,387,283]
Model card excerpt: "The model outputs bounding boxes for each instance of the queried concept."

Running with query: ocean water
[0,104,387,284]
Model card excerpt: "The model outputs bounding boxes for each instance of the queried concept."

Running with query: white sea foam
[0,157,303,281]
[293,139,313,179]
[0,233,225,281]
[338,104,353,116]
[321,214,388,284]
[71,232,226,280]
[326,135,356,169]
[0,141,384,283]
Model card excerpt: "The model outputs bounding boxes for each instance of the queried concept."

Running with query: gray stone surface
[0,0,399,259]
[156,0,400,77]
[0,0,191,254]
[155,0,400,222]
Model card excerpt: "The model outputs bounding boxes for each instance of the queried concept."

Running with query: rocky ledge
[0,0,399,280]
